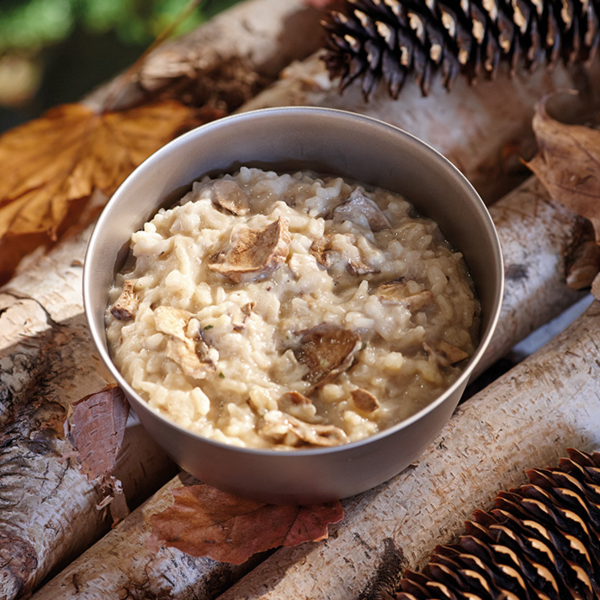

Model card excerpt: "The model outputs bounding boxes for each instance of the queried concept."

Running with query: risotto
[106,167,479,449]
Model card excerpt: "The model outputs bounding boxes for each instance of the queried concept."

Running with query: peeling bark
[0,243,177,598]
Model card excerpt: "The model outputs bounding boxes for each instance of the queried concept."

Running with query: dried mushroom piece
[198,179,250,216]
[279,391,318,422]
[376,279,435,312]
[154,306,218,379]
[260,411,348,447]
[110,280,139,321]
[332,188,391,232]
[350,388,380,413]
[294,323,361,386]
[424,340,469,367]
[310,234,346,268]
[208,216,290,283]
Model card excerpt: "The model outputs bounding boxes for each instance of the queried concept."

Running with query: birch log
[210,306,600,600]
[0,229,178,600]
[28,178,587,599]
[85,0,326,114]
[240,53,600,203]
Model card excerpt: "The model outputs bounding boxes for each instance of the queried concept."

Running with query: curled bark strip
[69,384,129,481]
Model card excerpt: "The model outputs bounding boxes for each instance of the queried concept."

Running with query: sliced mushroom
[423,340,469,367]
[350,388,380,413]
[154,306,217,379]
[332,188,391,232]
[198,179,250,216]
[110,280,139,321]
[293,323,361,386]
[208,216,290,283]
[376,279,435,312]
[279,391,318,421]
[259,411,348,447]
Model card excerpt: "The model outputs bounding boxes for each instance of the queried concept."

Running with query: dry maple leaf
[148,484,344,564]
[0,99,206,283]
[526,92,600,241]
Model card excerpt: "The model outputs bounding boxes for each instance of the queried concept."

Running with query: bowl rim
[83,105,504,458]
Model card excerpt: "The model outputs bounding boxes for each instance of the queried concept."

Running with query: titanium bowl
[83,107,503,504]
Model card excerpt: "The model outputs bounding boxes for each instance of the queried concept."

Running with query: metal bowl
[83,107,503,504]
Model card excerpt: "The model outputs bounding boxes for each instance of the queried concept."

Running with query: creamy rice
[106,167,479,449]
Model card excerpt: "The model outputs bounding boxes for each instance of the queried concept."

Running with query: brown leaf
[68,383,130,481]
[148,484,344,564]
[526,93,600,240]
[0,99,199,283]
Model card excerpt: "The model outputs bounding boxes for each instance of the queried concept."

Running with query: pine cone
[322,0,600,100]
[395,448,600,600]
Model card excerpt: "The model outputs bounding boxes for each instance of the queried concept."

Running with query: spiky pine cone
[322,0,600,100]
[395,448,600,600]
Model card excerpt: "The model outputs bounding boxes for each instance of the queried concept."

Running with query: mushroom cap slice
[332,188,391,232]
[376,279,435,312]
[293,323,361,386]
[198,179,250,215]
[208,216,291,284]
[350,388,380,412]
